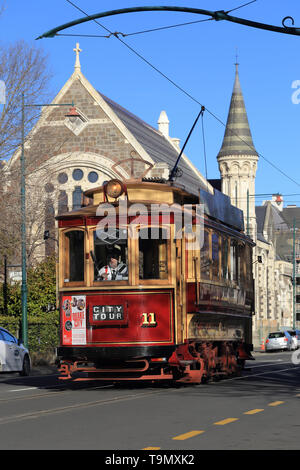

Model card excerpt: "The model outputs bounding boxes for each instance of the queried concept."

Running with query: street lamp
[20,94,75,348]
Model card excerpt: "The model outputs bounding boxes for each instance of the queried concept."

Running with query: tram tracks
[0,387,178,425]
[0,358,298,426]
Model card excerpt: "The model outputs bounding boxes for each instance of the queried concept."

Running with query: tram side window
[230,239,238,282]
[65,230,84,282]
[238,243,246,286]
[200,229,210,280]
[92,229,128,281]
[139,227,168,280]
[245,244,252,288]
[221,237,229,280]
[211,233,220,279]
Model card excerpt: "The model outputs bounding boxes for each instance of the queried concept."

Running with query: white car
[265,331,297,352]
[0,327,31,375]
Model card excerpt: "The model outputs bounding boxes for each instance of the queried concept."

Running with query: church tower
[217,63,258,241]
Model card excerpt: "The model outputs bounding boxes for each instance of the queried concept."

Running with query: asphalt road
[0,350,299,451]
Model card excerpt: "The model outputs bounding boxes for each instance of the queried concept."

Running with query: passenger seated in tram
[97,247,128,281]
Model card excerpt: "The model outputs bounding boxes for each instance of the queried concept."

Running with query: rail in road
[0,351,299,450]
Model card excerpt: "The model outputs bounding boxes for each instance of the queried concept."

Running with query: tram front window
[139,227,168,280]
[92,229,128,281]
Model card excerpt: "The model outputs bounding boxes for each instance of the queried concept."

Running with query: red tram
[57,178,254,383]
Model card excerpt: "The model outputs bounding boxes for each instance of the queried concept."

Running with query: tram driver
[97,247,128,281]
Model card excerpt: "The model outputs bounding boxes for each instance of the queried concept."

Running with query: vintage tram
[57,177,254,383]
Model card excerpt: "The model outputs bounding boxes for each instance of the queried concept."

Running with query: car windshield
[268,332,284,338]
[287,331,296,336]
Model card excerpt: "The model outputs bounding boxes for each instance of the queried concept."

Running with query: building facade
[217,64,296,346]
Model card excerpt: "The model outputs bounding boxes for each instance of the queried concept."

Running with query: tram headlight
[104,179,125,199]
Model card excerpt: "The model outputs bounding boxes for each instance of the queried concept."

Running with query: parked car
[265,331,297,352]
[0,327,31,375]
[286,330,300,349]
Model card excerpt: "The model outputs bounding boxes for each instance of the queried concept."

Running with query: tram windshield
[92,228,128,281]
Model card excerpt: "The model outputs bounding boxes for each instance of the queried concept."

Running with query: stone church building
[5,45,297,347]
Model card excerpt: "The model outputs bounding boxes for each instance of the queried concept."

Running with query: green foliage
[0,255,59,352]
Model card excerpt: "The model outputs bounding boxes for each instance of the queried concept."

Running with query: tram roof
[57,180,245,233]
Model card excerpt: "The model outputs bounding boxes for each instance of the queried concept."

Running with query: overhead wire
[60,1,300,190]
[226,0,258,14]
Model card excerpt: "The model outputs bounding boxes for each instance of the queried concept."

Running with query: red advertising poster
[62,295,86,345]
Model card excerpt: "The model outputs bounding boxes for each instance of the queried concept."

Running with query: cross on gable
[73,43,82,70]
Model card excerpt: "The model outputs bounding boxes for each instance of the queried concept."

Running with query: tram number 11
[141,313,157,327]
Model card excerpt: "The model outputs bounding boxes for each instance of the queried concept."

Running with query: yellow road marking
[244,409,264,415]
[172,430,205,441]
[143,447,161,450]
[268,401,285,407]
[214,418,239,425]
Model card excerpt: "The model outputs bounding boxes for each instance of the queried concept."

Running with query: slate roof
[255,203,291,246]
[255,206,267,234]
[217,65,258,159]
[281,207,300,229]
[100,93,207,195]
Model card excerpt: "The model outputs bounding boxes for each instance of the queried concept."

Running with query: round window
[58,172,68,184]
[72,169,83,181]
[88,171,98,183]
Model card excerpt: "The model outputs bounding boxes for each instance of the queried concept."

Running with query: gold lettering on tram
[141,313,157,327]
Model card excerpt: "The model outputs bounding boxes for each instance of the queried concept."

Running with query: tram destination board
[92,305,124,321]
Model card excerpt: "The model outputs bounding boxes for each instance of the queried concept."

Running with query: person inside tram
[97,247,128,281]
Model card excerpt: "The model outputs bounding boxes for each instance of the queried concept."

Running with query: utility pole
[20,93,28,348]
[3,256,8,316]
[247,189,250,236]
[293,218,296,329]
[20,96,77,348]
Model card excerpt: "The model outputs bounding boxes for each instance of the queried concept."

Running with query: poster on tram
[61,295,86,345]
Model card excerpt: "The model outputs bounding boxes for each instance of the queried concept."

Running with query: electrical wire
[63,0,300,190]
[121,18,213,37]
[56,18,213,38]
[226,0,257,14]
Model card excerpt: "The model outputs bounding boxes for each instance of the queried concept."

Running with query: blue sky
[1,0,300,207]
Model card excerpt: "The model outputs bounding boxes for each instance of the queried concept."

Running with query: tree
[0,255,59,352]
[0,40,52,162]
[0,38,53,270]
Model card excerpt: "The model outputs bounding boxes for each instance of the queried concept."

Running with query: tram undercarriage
[58,340,253,383]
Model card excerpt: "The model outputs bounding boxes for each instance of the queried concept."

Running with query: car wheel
[20,355,30,376]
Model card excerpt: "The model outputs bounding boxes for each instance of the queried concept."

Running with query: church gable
[28,78,153,178]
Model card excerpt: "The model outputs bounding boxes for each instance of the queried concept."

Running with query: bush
[0,255,59,352]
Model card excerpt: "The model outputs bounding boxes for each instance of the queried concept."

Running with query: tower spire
[217,63,257,158]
